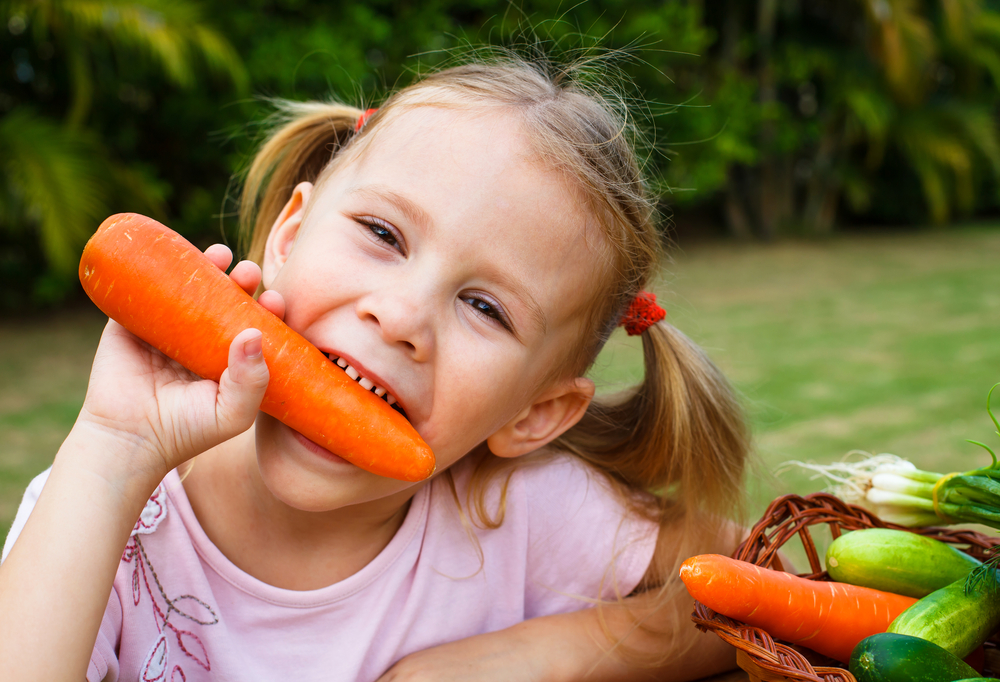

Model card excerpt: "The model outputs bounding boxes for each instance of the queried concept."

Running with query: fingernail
[244,333,263,360]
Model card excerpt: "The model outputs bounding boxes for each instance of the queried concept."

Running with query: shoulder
[468,451,660,612]
[440,450,645,528]
[443,449,656,530]
[518,451,655,537]
[527,451,656,539]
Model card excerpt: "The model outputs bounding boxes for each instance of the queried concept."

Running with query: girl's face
[257,106,603,512]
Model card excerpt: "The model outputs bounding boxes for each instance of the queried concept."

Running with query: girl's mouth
[321,352,408,420]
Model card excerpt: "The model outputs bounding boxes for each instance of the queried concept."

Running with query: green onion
[784,383,1000,530]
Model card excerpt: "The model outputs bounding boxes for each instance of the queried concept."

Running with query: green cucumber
[850,633,978,682]
[888,574,1000,659]
[826,528,981,598]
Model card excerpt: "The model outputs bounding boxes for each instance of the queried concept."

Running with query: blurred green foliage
[3,0,1000,310]
[0,0,246,307]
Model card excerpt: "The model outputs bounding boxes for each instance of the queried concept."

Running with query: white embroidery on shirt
[131,482,167,536]
[141,634,169,681]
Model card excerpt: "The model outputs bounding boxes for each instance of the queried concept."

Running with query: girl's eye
[359,217,402,251]
[463,295,512,331]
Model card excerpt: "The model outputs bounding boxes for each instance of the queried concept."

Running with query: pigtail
[238,101,365,264]
[552,320,750,666]
[556,321,749,524]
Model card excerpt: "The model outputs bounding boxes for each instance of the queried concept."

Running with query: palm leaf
[0,109,108,273]
[942,103,1000,177]
[973,9,1000,44]
[842,85,895,167]
[862,0,936,104]
[191,24,249,92]
[889,98,1000,222]
[938,0,980,49]
[6,0,247,124]
[968,44,1000,88]
[907,133,973,220]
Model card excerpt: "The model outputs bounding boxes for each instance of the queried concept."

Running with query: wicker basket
[691,493,1000,682]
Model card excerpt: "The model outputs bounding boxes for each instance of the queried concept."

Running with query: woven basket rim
[691,491,1000,682]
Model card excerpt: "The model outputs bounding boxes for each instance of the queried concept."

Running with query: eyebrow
[347,185,433,232]
[348,184,548,339]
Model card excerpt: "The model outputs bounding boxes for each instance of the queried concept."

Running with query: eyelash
[358,216,403,252]
[463,294,512,332]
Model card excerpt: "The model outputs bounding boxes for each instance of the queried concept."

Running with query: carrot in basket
[79,213,435,482]
[679,554,917,663]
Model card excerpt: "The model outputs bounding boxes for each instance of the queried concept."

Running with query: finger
[98,318,149,355]
[230,260,263,296]
[215,329,269,437]
[204,244,234,272]
[257,290,286,320]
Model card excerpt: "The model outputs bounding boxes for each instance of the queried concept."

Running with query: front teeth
[323,354,399,408]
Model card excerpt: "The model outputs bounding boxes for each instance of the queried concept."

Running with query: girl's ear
[486,377,595,459]
[262,182,313,287]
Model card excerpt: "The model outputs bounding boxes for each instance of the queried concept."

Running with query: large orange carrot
[679,554,916,663]
[79,213,435,482]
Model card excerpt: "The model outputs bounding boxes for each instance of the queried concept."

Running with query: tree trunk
[721,0,742,64]
[756,0,780,240]
[719,0,755,240]
[803,120,842,235]
[814,186,840,235]
[724,168,754,239]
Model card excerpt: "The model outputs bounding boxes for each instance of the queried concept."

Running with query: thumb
[215,328,270,436]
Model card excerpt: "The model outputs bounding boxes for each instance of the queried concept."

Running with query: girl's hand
[73,245,281,484]
[206,244,286,321]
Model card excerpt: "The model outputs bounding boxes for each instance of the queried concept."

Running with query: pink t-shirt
[3,454,658,682]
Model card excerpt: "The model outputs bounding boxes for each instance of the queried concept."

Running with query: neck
[181,429,420,590]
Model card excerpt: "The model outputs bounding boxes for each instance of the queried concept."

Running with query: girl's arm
[0,249,271,682]
[377,585,737,682]
[377,519,744,682]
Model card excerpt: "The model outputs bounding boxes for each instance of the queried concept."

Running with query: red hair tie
[355,108,378,132]
[619,291,666,336]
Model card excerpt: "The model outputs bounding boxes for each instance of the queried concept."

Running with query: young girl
[0,56,749,682]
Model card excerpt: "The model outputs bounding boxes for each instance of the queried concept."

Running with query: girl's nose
[354,284,435,361]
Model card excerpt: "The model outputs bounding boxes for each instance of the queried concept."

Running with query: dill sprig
[966,547,1000,596]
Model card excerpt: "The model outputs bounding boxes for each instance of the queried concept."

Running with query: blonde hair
[238,52,749,667]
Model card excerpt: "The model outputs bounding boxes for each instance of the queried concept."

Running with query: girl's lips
[290,427,351,466]
[321,348,409,418]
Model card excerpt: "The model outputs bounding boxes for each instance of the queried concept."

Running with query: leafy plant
[0,0,246,305]
[702,0,1000,236]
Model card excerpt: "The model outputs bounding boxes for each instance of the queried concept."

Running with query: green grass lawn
[0,311,107,534]
[590,226,1000,519]
[3,227,1000,542]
